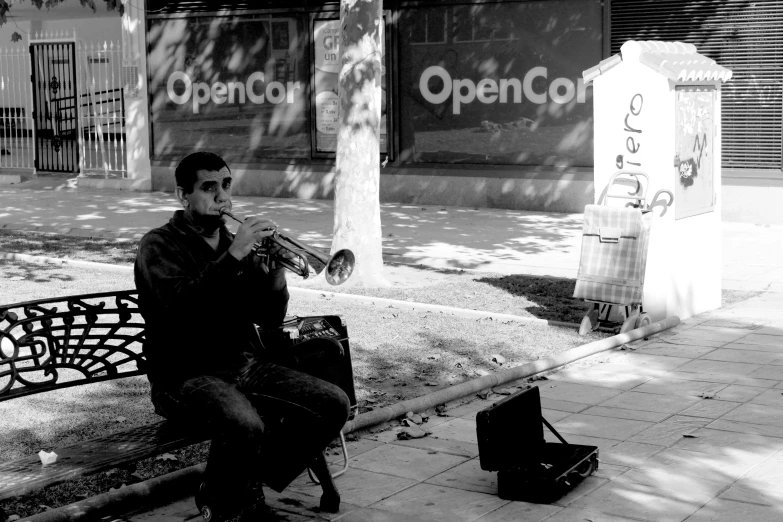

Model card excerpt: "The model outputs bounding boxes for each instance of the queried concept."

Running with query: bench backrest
[0,290,146,402]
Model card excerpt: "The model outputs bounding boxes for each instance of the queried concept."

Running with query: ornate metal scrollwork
[50,75,60,95]
[52,135,62,153]
[0,291,146,400]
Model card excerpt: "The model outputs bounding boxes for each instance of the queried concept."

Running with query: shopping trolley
[574,171,673,336]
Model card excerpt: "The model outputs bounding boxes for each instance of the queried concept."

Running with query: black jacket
[134,210,289,391]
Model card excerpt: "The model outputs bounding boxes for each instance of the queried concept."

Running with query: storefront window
[398,1,602,167]
[312,17,388,155]
[147,13,310,162]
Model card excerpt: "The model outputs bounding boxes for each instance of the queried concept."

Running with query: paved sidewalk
[119,293,783,522]
[3,178,783,521]
[1,177,782,291]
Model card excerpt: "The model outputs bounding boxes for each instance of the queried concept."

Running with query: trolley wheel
[579,308,600,336]
[619,314,638,334]
[635,313,652,329]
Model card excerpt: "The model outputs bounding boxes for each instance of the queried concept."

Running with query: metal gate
[30,41,79,172]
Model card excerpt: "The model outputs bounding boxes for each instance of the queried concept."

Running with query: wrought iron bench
[0,290,355,514]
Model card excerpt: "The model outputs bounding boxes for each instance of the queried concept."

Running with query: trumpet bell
[325,249,355,286]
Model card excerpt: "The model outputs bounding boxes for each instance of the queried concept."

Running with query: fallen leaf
[114,416,127,423]
[397,427,429,440]
[493,388,516,395]
[156,453,178,462]
[427,354,441,360]
[529,375,548,381]
[476,390,490,400]
[682,434,698,438]
[425,382,439,386]
[491,354,506,365]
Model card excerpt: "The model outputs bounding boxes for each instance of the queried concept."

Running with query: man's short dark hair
[175,152,230,193]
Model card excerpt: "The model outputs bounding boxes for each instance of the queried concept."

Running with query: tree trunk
[332,0,388,287]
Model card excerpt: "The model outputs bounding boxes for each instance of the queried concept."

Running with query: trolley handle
[646,189,674,217]
[599,170,650,208]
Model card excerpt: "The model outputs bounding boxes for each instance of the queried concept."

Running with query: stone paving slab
[733,333,783,347]
[677,399,742,419]
[371,483,509,522]
[600,441,665,467]
[707,418,783,439]
[719,483,783,506]
[289,468,418,509]
[424,459,497,495]
[685,497,783,522]
[722,341,783,353]
[389,435,480,459]
[552,413,654,441]
[600,390,700,414]
[632,376,728,397]
[472,501,560,521]
[698,348,783,365]
[627,416,712,447]
[535,382,623,405]
[580,405,670,423]
[548,368,655,390]
[721,403,783,427]
[633,343,718,359]
[348,444,468,481]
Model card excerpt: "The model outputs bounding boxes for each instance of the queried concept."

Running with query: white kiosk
[583,41,732,322]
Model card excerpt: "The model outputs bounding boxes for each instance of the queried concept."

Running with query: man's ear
[175,186,189,207]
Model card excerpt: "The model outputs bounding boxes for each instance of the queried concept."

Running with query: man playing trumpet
[134,151,349,521]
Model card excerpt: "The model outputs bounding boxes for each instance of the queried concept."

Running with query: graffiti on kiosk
[167,71,302,114]
[615,93,643,170]
[419,66,587,115]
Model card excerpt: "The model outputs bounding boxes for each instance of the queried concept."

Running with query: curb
[22,464,205,522]
[18,315,680,522]
[0,251,580,328]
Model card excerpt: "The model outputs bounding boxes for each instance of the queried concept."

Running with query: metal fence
[75,39,126,177]
[0,46,34,170]
[0,32,127,177]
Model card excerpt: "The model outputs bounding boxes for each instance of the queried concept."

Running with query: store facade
[143,0,783,219]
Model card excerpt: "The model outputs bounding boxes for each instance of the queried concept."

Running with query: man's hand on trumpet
[228,216,278,261]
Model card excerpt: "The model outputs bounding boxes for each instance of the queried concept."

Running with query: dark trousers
[154,339,350,513]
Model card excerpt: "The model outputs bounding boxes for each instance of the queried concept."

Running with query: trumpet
[219,208,355,286]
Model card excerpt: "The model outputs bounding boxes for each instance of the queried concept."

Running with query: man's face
[177,167,233,218]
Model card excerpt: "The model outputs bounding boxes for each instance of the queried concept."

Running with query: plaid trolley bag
[574,171,655,335]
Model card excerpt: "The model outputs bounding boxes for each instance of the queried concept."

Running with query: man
[134,152,349,521]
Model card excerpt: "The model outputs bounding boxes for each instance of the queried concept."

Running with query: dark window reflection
[398,0,602,167]
[147,14,309,162]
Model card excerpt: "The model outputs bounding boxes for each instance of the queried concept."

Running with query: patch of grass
[0,230,138,265]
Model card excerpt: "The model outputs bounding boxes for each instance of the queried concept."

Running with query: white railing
[76,40,126,177]
[0,33,127,177]
[0,46,34,170]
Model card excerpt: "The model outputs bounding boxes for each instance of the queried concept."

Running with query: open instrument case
[476,386,599,503]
